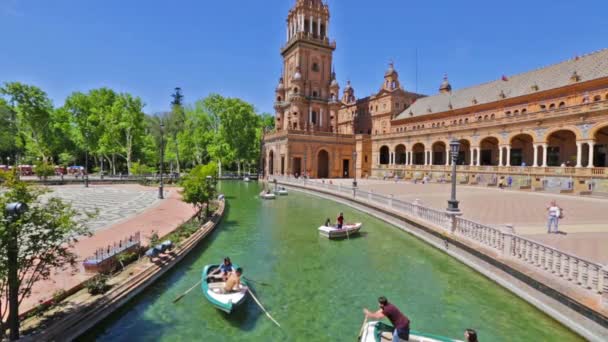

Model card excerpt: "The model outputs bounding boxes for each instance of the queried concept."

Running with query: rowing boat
[201,264,249,314]
[260,191,276,199]
[274,187,288,195]
[360,321,463,342]
[318,222,362,239]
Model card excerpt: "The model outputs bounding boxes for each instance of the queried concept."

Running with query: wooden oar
[243,276,271,287]
[173,279,202,303]
[247,288,281,328]
[358,316,368,341]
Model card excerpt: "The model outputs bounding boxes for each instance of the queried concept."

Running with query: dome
[439,75,452,93]
[330,78,339,88]
[344,80,353,91]
[384,62,397,77]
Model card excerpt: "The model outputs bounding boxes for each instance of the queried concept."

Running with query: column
[308,106,312,125]
[317,16,321,37]
[286,22,289,41]
[476,148,481,166]
[533,144,539,167]
[326,20,329,37]
[391,152,395,165]
[310,15,313,34]
[429,150,434,165]
[424,150,428,165]
[541,144,548,167]
[588,141,595,168]
[446,146,450,166]
[498,146,504,167]
[470,148,475,166]
[575,142,583,167]
[319,108,323,128]
[506,145,511,167]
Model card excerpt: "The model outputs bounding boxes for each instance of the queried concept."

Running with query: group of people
[364,296,479,342]
[324,212,344,229]
[209,257,246,293]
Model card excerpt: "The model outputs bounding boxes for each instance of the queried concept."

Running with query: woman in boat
[336,212,344,229]
[363,296,410,342]
[464,328,478,342]
[324,218,332,227]
[209,257,233,280]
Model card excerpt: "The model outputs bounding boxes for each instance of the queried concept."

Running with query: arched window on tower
[391,81,396,89]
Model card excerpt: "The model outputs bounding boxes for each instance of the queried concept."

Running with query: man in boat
[324,218,332,227]
[363,296,410,342]
[336,212,344,229]
[464,328,478,342]
[223,267,245,293]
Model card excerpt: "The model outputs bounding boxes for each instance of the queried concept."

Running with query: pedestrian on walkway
[507,176,513,188]
[546,200,562,234]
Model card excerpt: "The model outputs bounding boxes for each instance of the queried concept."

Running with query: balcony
[370,164,608,178]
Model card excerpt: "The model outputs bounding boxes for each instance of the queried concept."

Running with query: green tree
[0,99,18,162]
[0,172,91,339]
[105,93,146,175]
[0,83,58,162]
[180,162,218,219]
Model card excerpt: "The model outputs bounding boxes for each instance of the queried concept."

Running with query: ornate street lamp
[159,121,165,199]
[5,202,28,340]
[352,151,358,188]
[447,139,461,213]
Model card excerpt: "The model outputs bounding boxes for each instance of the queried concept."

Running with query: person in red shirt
[364,296,410,342]
[336,212,344,229]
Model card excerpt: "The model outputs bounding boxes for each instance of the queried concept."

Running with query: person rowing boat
[363,296,410,342]
[208,257,233,281]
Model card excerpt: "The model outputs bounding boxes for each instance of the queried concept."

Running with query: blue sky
[1,0,607,115]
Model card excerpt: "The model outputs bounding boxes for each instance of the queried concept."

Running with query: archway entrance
[379,146,390,165]
[395,145,406,165]
[268,150,274,175]
[594,125,608,167]
[412,143,425,165]
[510,134,534,166]
[317,150,329,178]
[432,142,446,165]
[547,130,577,166]
[480,137,499,166]
[458,140,471,165]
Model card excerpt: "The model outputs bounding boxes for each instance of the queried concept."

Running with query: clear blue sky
[1,0,607,115]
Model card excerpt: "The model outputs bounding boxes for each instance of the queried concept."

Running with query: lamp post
[447,139,461,213]
[159,121,165,199]
[352,151,358,188]
[303,154,307,183]
[5,202,28,340]
[84,150,89,187]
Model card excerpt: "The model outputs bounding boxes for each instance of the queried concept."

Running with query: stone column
[429,150,434,165]
[541,144,548,167]
[424,150,428,165]
[317,16,321,37]
[476,148,481,166]
[286,22,290,41]
[506,145,511,167]
[310,15,313,33]
[446,146,450,166]
[470,148,475,166]
[588,141,595,168]
[575,142,583,167]
[308,106,312,125]
[533,144,539,167]
[326,20,329,37]
[320,108,323,128]
[498,146,504,167]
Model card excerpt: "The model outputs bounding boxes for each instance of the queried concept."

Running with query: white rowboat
[318,223,362,239]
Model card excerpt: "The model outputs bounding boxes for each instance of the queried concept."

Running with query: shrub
[86,274,110,295]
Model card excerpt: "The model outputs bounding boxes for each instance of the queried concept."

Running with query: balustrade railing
[271,175,608,302]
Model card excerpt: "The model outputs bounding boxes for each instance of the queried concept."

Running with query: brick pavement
[325,179,608,264]
[18,185,196,314]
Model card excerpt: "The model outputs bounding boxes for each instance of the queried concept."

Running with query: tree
[0,172,91,339]
[0,99,18,162]
[105,93,146,175]
[0,83,57,162]
[180,162,218,219]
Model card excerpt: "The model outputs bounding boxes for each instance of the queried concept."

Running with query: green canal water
[86,182,582,342]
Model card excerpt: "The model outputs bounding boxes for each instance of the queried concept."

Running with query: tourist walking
[464,328,478,342]
[363,296,410,342]
[546,200,562,233]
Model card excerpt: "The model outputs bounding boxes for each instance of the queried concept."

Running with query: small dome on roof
[385,62,397,77]
[344,80,353,91]
[439,74,452,93]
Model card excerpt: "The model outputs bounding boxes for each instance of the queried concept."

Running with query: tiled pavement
[324,179,608,264]
[18,185,196,314]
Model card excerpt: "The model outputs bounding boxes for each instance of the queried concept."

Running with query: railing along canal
[271,176,608,308]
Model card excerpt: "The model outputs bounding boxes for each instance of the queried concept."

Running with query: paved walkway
[323,179,608,264]
[19,185,196,314]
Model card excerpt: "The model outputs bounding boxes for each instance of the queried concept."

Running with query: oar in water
[173,279,202,303]
[247,288,281,328]
[358,316,368,341]
[243,276,271,287]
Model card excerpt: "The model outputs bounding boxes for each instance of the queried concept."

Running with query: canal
[86,181,581,341]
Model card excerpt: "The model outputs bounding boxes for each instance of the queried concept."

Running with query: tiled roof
[395,48,608,120]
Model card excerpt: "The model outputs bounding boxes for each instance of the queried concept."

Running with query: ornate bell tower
[274,0,336,133]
